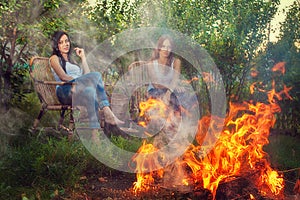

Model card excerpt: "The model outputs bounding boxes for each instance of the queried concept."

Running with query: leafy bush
[110,135,143,153]
[264,134,300,169]
[0,135,91,199]
[0,130,144,199]
[264,134,300,194]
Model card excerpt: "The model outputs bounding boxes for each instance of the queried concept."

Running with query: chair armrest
[34,80,76,86]
[44,81,75,86]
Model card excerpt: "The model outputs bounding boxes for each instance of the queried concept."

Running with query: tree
[132,0,280,102]
[0,0,89,110]
[86,0,138,42]
[256,1,300,132]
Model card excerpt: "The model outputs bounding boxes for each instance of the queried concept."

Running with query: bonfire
[131,62,292,199]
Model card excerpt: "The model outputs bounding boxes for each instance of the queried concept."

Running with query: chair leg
[68,110,75,133]
[59,109,75,138]
[58,109,66,130]
[32,107,46,132]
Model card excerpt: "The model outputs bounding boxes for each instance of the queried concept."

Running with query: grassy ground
[264,134,300,195]
[265,134,300,169]
[1,127,299,199]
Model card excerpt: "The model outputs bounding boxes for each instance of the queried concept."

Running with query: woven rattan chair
[29,56,75,134]
[127,61,149,120]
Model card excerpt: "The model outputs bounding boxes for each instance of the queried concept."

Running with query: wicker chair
[127,61,149,121]
[29,56,75,133]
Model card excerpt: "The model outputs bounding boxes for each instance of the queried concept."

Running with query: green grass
[5,122,299,199]
[0,128,144,200]
[264,134,300,170]
[0,135,93,199]
[264,134,300,194]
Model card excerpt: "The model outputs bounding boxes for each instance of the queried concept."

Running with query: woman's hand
[74,47,90,74]
[74,47,85,59]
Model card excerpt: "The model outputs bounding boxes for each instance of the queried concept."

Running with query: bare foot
[102,107,125,125]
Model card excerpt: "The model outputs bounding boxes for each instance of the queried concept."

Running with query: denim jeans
[56,72,109,128]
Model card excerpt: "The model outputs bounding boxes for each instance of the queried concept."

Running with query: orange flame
[250,194,255,199]
[181,99,284,198]
[138,98,168,127]
[181,72,215,86]
[132,140,164,193]
[132,62,289,199]
[182,76,199,84]
[250,81,266,94]
[202,72,215,83]
[271,62,286,74]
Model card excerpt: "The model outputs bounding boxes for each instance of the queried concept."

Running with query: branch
[0,41,8,62]
[9,27,17,67]
[279,167,300,173]
[15,42,28,64]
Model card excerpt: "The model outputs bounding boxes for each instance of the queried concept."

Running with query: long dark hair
[51,30,72,72]
[150,34,175,66]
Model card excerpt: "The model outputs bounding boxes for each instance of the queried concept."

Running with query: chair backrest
[127,61,150,119]
[29,56,61,105]
[127,61,149,87]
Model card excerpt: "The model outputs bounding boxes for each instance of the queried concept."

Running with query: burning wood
[131,62,291,199]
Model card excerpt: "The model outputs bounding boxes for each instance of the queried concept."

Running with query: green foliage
[264,134,300,194]
[0,0,91,109]
[253,2,300,133]
[0,0,299,199]
[0,136,91,198]
[9,63,32,106]
[0,127,146,198]
[79,133,142,172]
[87,0,138,42]
[0,61,32,109]
[264,134,300,169]
[279,1,300,44]
[1,0,294,110]
[128,0,281,102]
[111,135,143,153]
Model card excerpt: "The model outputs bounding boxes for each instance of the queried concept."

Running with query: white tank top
[153,59,174,85]
[52,61,82,81]
[148,59,174,90]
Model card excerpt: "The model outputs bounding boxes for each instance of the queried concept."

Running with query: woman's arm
[49,55,74,82]
[75,47,90,74]
[173,58,181,74]
[170,58,182,91]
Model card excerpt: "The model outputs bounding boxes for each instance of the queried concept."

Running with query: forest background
[0,0,299,199]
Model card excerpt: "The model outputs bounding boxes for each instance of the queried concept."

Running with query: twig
[283,179,296,185]
[279,167,300,173]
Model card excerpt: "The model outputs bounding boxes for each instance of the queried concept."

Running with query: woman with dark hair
[49,30,124,134]
[147,34,184,110]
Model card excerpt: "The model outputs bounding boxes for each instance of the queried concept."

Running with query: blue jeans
[56,72,109,128]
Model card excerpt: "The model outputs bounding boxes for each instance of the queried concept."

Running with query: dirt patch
[54,170,296,200]
[55,170,212,200]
